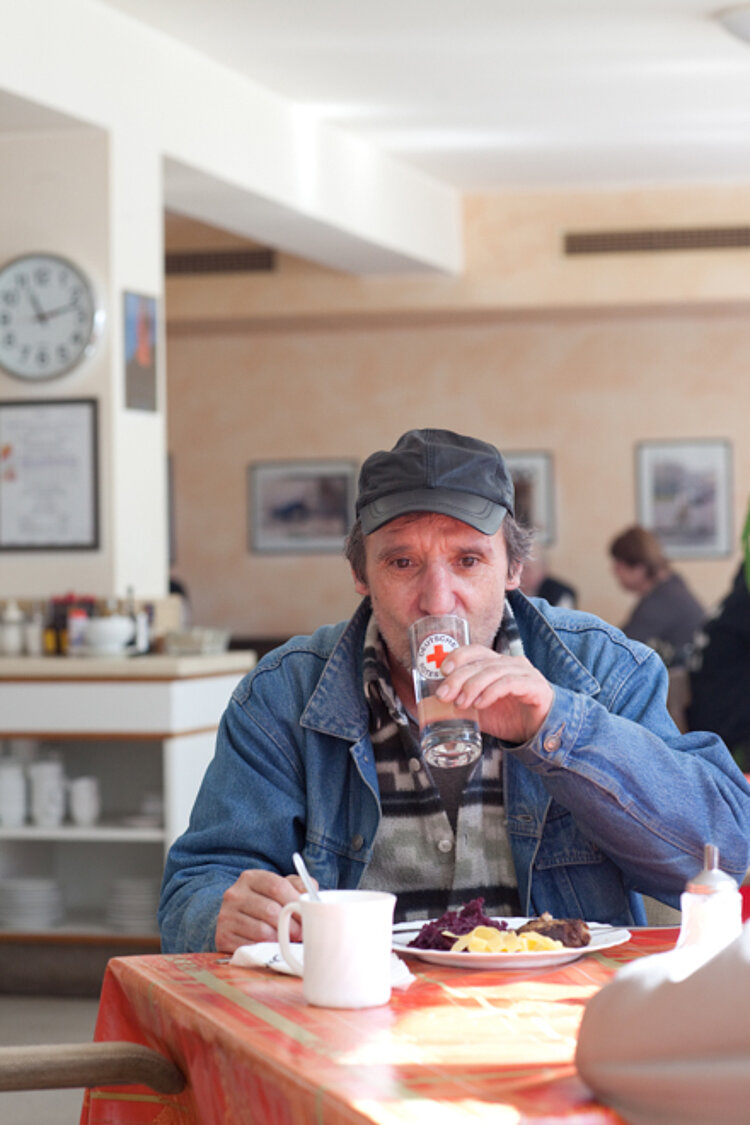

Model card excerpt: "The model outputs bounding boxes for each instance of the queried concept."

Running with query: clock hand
[26,289,48,323]
[42,301,80,319]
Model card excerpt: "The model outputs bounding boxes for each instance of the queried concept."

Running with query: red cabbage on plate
[407,898,508,951]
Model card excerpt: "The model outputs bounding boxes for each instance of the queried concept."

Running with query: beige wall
[165,191,750,639]
[0,128,115,596]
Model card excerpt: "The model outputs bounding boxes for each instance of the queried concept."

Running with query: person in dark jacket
[688,560,750,769]
[520,549,577,608]
[609,525,706,664]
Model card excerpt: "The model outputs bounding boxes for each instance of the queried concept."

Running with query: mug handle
[277,902,304,975]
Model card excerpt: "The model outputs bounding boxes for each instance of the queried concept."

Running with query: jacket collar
[509,590,601,698]
[301,599,372,741]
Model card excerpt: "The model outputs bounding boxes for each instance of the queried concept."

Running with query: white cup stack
[28,760,66,828]
[0,760,27,827]
[69,776,101,827]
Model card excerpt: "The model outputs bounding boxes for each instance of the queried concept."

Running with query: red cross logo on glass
[418,633,459,679]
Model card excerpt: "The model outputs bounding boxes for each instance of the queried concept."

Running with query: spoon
[293,851,321,901]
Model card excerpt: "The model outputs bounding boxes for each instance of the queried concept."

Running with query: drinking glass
[408,614,483,768]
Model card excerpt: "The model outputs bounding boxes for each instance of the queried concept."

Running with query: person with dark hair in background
[169,574,192,628]
[158,431,750,954]
[609,524,706,664]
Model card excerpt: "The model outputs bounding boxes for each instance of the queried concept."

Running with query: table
[79,927,679,1124]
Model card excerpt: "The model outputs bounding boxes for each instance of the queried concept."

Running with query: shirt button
[437,838,453,854]
[409,757,421,773]
[543,735,561,752]
[351,834,364,851]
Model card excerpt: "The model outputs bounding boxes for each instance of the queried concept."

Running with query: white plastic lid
[685,844,739,895]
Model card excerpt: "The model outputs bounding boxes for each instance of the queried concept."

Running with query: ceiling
[95,0,750,192]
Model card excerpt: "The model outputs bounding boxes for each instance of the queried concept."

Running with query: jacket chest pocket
[532,804,604,870]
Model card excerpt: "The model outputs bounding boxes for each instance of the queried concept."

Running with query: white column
[109,131,168,598]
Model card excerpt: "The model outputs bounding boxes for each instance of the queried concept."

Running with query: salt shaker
[676,843,743,957]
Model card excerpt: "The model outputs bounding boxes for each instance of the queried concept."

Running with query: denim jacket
[159,594,750,952]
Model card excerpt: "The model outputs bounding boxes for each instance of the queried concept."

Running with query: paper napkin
[230,942,416,990]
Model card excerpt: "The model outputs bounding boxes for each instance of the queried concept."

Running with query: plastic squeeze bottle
[675,843,743,958]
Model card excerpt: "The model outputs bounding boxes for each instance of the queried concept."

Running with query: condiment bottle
[23,601,44,656]
[0,598,25,656]
[67,605,89,657]
[676,843,743,957]
[43,599,59,655]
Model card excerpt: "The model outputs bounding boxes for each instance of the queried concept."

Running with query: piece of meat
[515,912,591,948]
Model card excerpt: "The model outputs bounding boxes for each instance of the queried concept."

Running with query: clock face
[0,253,103,381]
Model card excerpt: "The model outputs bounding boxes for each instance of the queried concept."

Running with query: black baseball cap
[356,429,515,535]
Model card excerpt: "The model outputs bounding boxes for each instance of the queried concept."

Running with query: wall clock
[0,252,104,381]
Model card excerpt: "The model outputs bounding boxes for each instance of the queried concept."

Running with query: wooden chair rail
[0,1041,185,1093]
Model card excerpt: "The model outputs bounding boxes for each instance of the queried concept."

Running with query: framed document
[0,398,99,550]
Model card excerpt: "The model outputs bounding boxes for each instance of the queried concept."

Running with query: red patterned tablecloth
[80,927,679,1125]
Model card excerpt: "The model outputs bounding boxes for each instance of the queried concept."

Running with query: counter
[0,651,255,736]
[0,650,254,680]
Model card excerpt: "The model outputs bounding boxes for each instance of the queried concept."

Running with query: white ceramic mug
[28,760,66,827]
[69,776,101,826]
[277,889,396,1008]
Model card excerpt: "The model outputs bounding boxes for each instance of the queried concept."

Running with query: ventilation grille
[165,248,276,275]
[564,226,750,255]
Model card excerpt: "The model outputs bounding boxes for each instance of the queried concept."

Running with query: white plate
[392,917,631,969]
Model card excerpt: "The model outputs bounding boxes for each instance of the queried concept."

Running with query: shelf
[0,909,160,942]
[0,670,235,965]
[0,821,165,843]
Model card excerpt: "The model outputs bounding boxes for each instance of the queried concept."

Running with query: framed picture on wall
[124,291,157,411]
[248,459,357,553]
[0,398,99,550]
[636,439,732,558]
[504,451,556,545]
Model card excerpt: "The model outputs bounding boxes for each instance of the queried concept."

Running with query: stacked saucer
[106,877,160,933]
[0,877,63,930]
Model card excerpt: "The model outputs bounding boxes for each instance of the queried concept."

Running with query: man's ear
[505,563,522,592]
[352,569,369,598]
